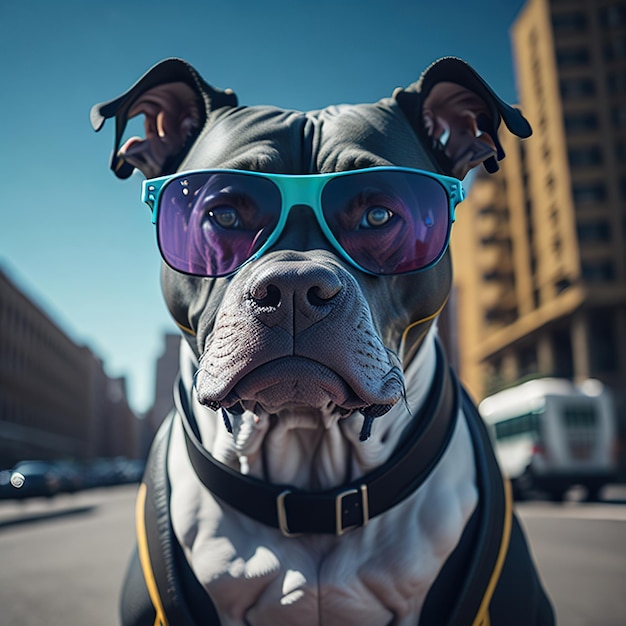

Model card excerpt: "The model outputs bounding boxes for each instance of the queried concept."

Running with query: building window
[599,4,626,29]
[572,182,607,204]
[543,144,551,161]
[568,146,604,167]
[552,12,588,34]
[607,72,626,94]
[549,205,559,226]
[564,111,599,131]
[604,37,626,61]
[482,270,515,285]
[560,77,596,98]
[554,278,572,295]
[612,106,626,128]
[577,221,611,243]
[484,307,517,325]
[519,345,538,378]
[589,311,618,373]
[554,328,574,378]
[582,260,616,282]
[556,46,590,67]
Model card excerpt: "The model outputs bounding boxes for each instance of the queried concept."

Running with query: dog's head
[92,58,530,441]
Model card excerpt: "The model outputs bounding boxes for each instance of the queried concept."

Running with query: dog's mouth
[195,356,405,439]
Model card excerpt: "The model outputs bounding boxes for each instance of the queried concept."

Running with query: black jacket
[120,382,555,626]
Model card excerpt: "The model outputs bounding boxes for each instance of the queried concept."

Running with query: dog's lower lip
[198,356,404,413]
[220,397,357,420]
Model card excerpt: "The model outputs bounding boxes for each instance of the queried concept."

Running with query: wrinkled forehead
[179,98,438,175]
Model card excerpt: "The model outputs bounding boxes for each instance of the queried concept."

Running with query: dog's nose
[248,256,344,334]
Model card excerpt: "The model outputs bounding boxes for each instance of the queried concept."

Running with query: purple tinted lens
[157,172,281,277]
[321,170,451,275]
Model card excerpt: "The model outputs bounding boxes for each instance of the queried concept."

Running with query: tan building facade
[451,0,626,442]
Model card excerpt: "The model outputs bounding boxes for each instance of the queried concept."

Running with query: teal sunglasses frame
[141,166,465,277]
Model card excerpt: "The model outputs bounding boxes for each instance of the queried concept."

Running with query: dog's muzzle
[193,253,406,439]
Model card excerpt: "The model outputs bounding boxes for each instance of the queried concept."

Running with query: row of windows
[614,106,626,127]
[568,146,604,167]
[557,38,626,67]
[556,46,590,67]
[561,77,596,98]
[562,405,598,428]
[568,143,626,165]
[577,220,612,242]
[0,302,82,369]
[605,37,626,60]
[561,74,626,97]
[552,5,626,35]
[573,178,626,204]
[493,412,542,441]
[486,308,624,386]
[607,71,626,93]
[0,397,85,444]
[494,405,597,437]
[564,111,599,131]
[582,260,616,282]
[564,108,626,132]
[572,182,607,203]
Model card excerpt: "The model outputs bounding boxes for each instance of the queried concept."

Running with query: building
[141,333,180,457]
[451,0,626,467]
[0,268,139,467]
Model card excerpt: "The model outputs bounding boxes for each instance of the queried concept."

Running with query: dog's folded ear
[394,57,532,180]
[90,58,238,179]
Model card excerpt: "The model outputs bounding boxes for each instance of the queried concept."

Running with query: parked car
[7,460,62,499]
[0,469,14,500]
[53,460,85,493]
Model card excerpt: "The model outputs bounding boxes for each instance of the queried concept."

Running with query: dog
[92,57,555,626]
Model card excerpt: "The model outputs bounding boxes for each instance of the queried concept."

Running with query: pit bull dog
[92,57,555,625]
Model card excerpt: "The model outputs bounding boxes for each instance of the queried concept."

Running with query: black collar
[176,339,459,536]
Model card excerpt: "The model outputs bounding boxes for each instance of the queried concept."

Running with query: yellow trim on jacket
[471,479,513,626]
[136,483,169,626]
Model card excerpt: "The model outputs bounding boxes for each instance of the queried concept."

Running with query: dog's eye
[208,207,241,229]
[360,206,393,228]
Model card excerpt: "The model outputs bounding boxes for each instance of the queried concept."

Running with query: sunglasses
[141,167,465,278]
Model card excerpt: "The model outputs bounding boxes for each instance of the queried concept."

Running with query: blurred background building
[451,0,626,473]
[140,333,180,457]
[0,268,140,467]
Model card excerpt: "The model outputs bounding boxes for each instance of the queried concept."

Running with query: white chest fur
[168,335,477,626]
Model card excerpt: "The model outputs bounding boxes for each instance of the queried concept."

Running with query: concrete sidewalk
[0,484,138,527]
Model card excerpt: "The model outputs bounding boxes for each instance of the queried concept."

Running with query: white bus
[479,378,617,501]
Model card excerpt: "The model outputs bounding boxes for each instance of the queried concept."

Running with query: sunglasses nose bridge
[270,203,335,255]
[269,175,332,254]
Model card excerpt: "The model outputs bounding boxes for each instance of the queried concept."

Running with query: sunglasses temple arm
[449,181,465,222]
[141,181,159,224]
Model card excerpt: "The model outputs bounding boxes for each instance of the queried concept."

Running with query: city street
[1,484,625,625]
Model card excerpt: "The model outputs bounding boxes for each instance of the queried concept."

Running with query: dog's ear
[393,57,532,179]
[90,58,238,179]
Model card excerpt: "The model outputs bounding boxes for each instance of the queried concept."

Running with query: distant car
[0,469,14,499]
[8,460,62,498]
[84,458,119,488]
[53,460,85,493]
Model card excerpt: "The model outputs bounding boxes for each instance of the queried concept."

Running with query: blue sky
[0,0,526,413]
